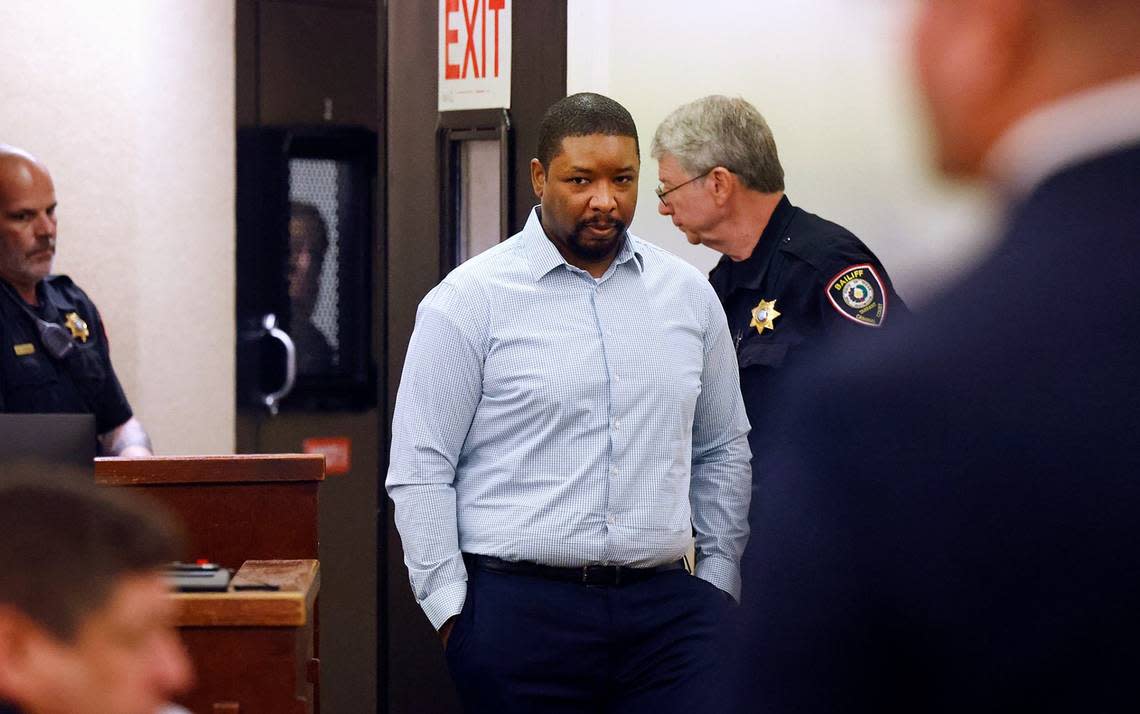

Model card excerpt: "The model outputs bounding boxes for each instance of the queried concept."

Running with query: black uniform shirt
[710,196,907,458]
[0,275,133,438]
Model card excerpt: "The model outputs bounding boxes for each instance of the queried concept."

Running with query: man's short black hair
[0,480,183,641]
[536,92,640,170]
[290,201,330,254]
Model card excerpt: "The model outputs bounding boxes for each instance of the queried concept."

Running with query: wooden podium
[176,560,320,714]
[95,455,325,714]
[95,454,324,568]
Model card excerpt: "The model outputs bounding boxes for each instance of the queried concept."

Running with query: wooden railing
[95,454,325,569]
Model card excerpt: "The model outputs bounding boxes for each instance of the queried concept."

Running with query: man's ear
[965,0,1033,106]
[0,606,45,704]
[530,158,546,201]
[707,166,737,207]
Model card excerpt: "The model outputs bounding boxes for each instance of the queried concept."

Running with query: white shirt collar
[984,73,1140,199]
[521,206,644,282]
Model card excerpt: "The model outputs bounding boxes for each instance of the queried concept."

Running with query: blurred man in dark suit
[731,1,1140,711]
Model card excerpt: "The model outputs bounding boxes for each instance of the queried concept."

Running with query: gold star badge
[64,312,90,343]
[749,298,780,335]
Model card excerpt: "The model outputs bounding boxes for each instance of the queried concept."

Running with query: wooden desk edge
[174,560,320,627]
[96,454,326,485]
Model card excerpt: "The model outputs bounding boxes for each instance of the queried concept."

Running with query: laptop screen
[0,413,96,485]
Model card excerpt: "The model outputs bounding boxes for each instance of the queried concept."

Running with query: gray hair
[651,95,784,193]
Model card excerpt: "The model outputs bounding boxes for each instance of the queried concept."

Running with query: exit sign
[439,0,512,111]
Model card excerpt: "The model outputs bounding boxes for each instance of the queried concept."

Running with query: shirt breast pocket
[66,346,108,404]
[738,339,790,369]
[3,351,60,403]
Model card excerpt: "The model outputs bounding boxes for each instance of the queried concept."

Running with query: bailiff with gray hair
[652,95,784,195]
[651,95,907,545]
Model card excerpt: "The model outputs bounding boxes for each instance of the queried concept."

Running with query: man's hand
[98,416,153,457]
[438,615,457,649]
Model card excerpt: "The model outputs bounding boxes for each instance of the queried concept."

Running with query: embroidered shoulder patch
[826,264,888,327]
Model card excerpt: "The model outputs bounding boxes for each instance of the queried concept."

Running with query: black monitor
[0,413,96,485]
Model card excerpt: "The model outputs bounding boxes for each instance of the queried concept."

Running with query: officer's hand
[117,444,153,458]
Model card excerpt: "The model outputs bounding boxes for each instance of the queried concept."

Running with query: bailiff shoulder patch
[826,264,888,327]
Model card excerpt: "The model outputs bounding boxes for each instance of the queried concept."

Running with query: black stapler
[164,560,232,592]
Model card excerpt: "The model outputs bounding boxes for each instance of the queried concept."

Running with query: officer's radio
[0,281,77,360]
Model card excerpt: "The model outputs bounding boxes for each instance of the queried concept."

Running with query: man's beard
[565,218,627,262]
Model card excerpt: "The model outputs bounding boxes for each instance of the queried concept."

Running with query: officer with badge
[651,95,905,518]
[0,145,151,456]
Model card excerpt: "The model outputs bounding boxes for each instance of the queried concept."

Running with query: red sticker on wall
[302,437,352,476]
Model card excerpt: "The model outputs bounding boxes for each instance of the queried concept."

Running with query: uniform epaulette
[43,274,77,289]
[43,275,95,310]
[777,210,880,278]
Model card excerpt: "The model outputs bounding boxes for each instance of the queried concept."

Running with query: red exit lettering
[444,0,506,80]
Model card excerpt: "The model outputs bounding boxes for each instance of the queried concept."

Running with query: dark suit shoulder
[741,143,1140,712]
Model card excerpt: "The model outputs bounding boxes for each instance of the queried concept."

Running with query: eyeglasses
[655,168,714,206]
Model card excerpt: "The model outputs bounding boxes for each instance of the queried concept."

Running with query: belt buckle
[581,564,621,586]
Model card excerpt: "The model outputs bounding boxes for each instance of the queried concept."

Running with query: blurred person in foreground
[0,145,151,456]
[729,0,1140,711]
[0,481,192,714]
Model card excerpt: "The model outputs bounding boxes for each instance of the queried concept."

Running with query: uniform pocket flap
[2,351,58,388]
[738,341,789,369]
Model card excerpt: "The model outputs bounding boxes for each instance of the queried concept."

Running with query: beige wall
[0,1,235,454]
[567,0,998,303]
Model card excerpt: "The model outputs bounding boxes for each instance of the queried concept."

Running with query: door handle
[260,313,297,415]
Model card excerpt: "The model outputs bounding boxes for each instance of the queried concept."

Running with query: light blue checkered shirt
[387,208,752,629]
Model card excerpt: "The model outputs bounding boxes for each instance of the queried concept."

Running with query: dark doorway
[235,2,385,713]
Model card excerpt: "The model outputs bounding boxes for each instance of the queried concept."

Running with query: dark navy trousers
[444,562,731,713]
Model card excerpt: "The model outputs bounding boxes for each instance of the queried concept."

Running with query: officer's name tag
[13,343,36,356]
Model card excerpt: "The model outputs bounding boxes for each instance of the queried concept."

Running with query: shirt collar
[520,206,644,282]
[710,194,795,295]
[0,277,62,315]
[37,278,78,317]
[984,73,1140,200]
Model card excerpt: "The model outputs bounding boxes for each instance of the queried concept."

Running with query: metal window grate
[288,159,345,374]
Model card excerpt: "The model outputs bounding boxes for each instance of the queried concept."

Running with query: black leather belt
[464,553,686,586]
